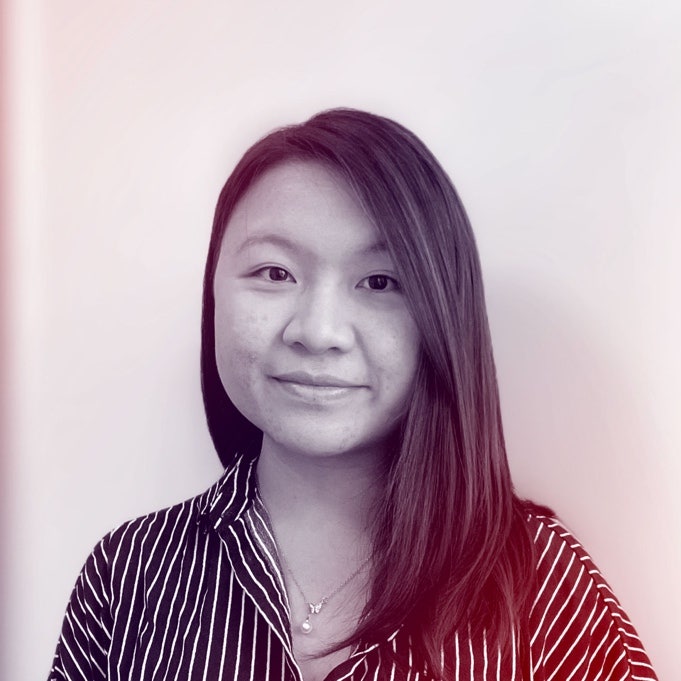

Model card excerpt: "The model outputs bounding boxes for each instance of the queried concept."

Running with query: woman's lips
[270,371,367,402]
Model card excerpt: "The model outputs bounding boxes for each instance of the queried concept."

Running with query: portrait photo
[2,2,679,679]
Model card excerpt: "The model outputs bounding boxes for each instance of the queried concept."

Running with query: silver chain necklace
[260,496,371,634]
[279,546,371,634]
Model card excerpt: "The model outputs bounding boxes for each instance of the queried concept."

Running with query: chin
[265,427,389,460]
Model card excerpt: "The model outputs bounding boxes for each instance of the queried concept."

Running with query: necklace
[281,549,371,634]
[260,496,371,634]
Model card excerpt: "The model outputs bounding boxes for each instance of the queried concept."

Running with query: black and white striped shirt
[49,454,657,680]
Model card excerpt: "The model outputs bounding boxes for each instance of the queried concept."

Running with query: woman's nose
[281,284,355,354]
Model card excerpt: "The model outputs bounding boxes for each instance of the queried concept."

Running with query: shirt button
[196,511,211,535]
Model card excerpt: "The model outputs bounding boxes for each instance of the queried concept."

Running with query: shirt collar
[195,451,405,665]
[199,451,259,533]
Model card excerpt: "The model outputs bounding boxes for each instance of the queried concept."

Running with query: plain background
[4,1,680,679]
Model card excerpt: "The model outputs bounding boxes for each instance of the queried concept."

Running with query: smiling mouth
[272,371,365,389]
[271,372,366,402]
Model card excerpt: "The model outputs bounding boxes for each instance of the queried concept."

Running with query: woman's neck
[256,436,384,535]
[256,437,384,672]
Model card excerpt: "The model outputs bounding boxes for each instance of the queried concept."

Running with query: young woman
[49,109,657,680]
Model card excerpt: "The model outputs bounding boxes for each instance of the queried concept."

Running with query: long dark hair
[201,109,536,677]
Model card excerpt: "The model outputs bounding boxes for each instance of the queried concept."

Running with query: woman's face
[213,161,420,460]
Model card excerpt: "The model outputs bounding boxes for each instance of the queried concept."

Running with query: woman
[49,109,657,680]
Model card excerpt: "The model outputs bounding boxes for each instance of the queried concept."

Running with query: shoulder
[79,467,243,604]
[525,510,599,586]
[101,478,219,560]
[77,454,255,587]
[525,510,626,621]
[522,508,657,680]
[49,460,257,680]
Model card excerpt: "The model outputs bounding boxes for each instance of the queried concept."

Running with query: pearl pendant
[301,617,312,634]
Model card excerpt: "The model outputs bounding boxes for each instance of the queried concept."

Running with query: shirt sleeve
[48,536,113,681]
[529,515,657,681]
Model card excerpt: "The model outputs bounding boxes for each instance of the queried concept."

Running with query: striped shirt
[49,454,657,680]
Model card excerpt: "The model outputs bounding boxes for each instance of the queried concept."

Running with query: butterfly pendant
[308,598,327,615]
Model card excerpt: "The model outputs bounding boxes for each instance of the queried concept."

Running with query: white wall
[5,1,680,679]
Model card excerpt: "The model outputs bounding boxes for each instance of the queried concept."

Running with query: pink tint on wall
[0,0,9,672]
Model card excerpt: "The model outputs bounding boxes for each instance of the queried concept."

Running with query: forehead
[221,160,385,257]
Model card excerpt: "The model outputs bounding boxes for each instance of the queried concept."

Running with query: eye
[254,266,296,283]
[358,274,401,292]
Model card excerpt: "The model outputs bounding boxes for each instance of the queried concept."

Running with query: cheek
[373,314,421,405]
[213,297,264,395]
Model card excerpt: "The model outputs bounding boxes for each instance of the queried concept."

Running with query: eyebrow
[235,234,298,255]
[234,233,390,257]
